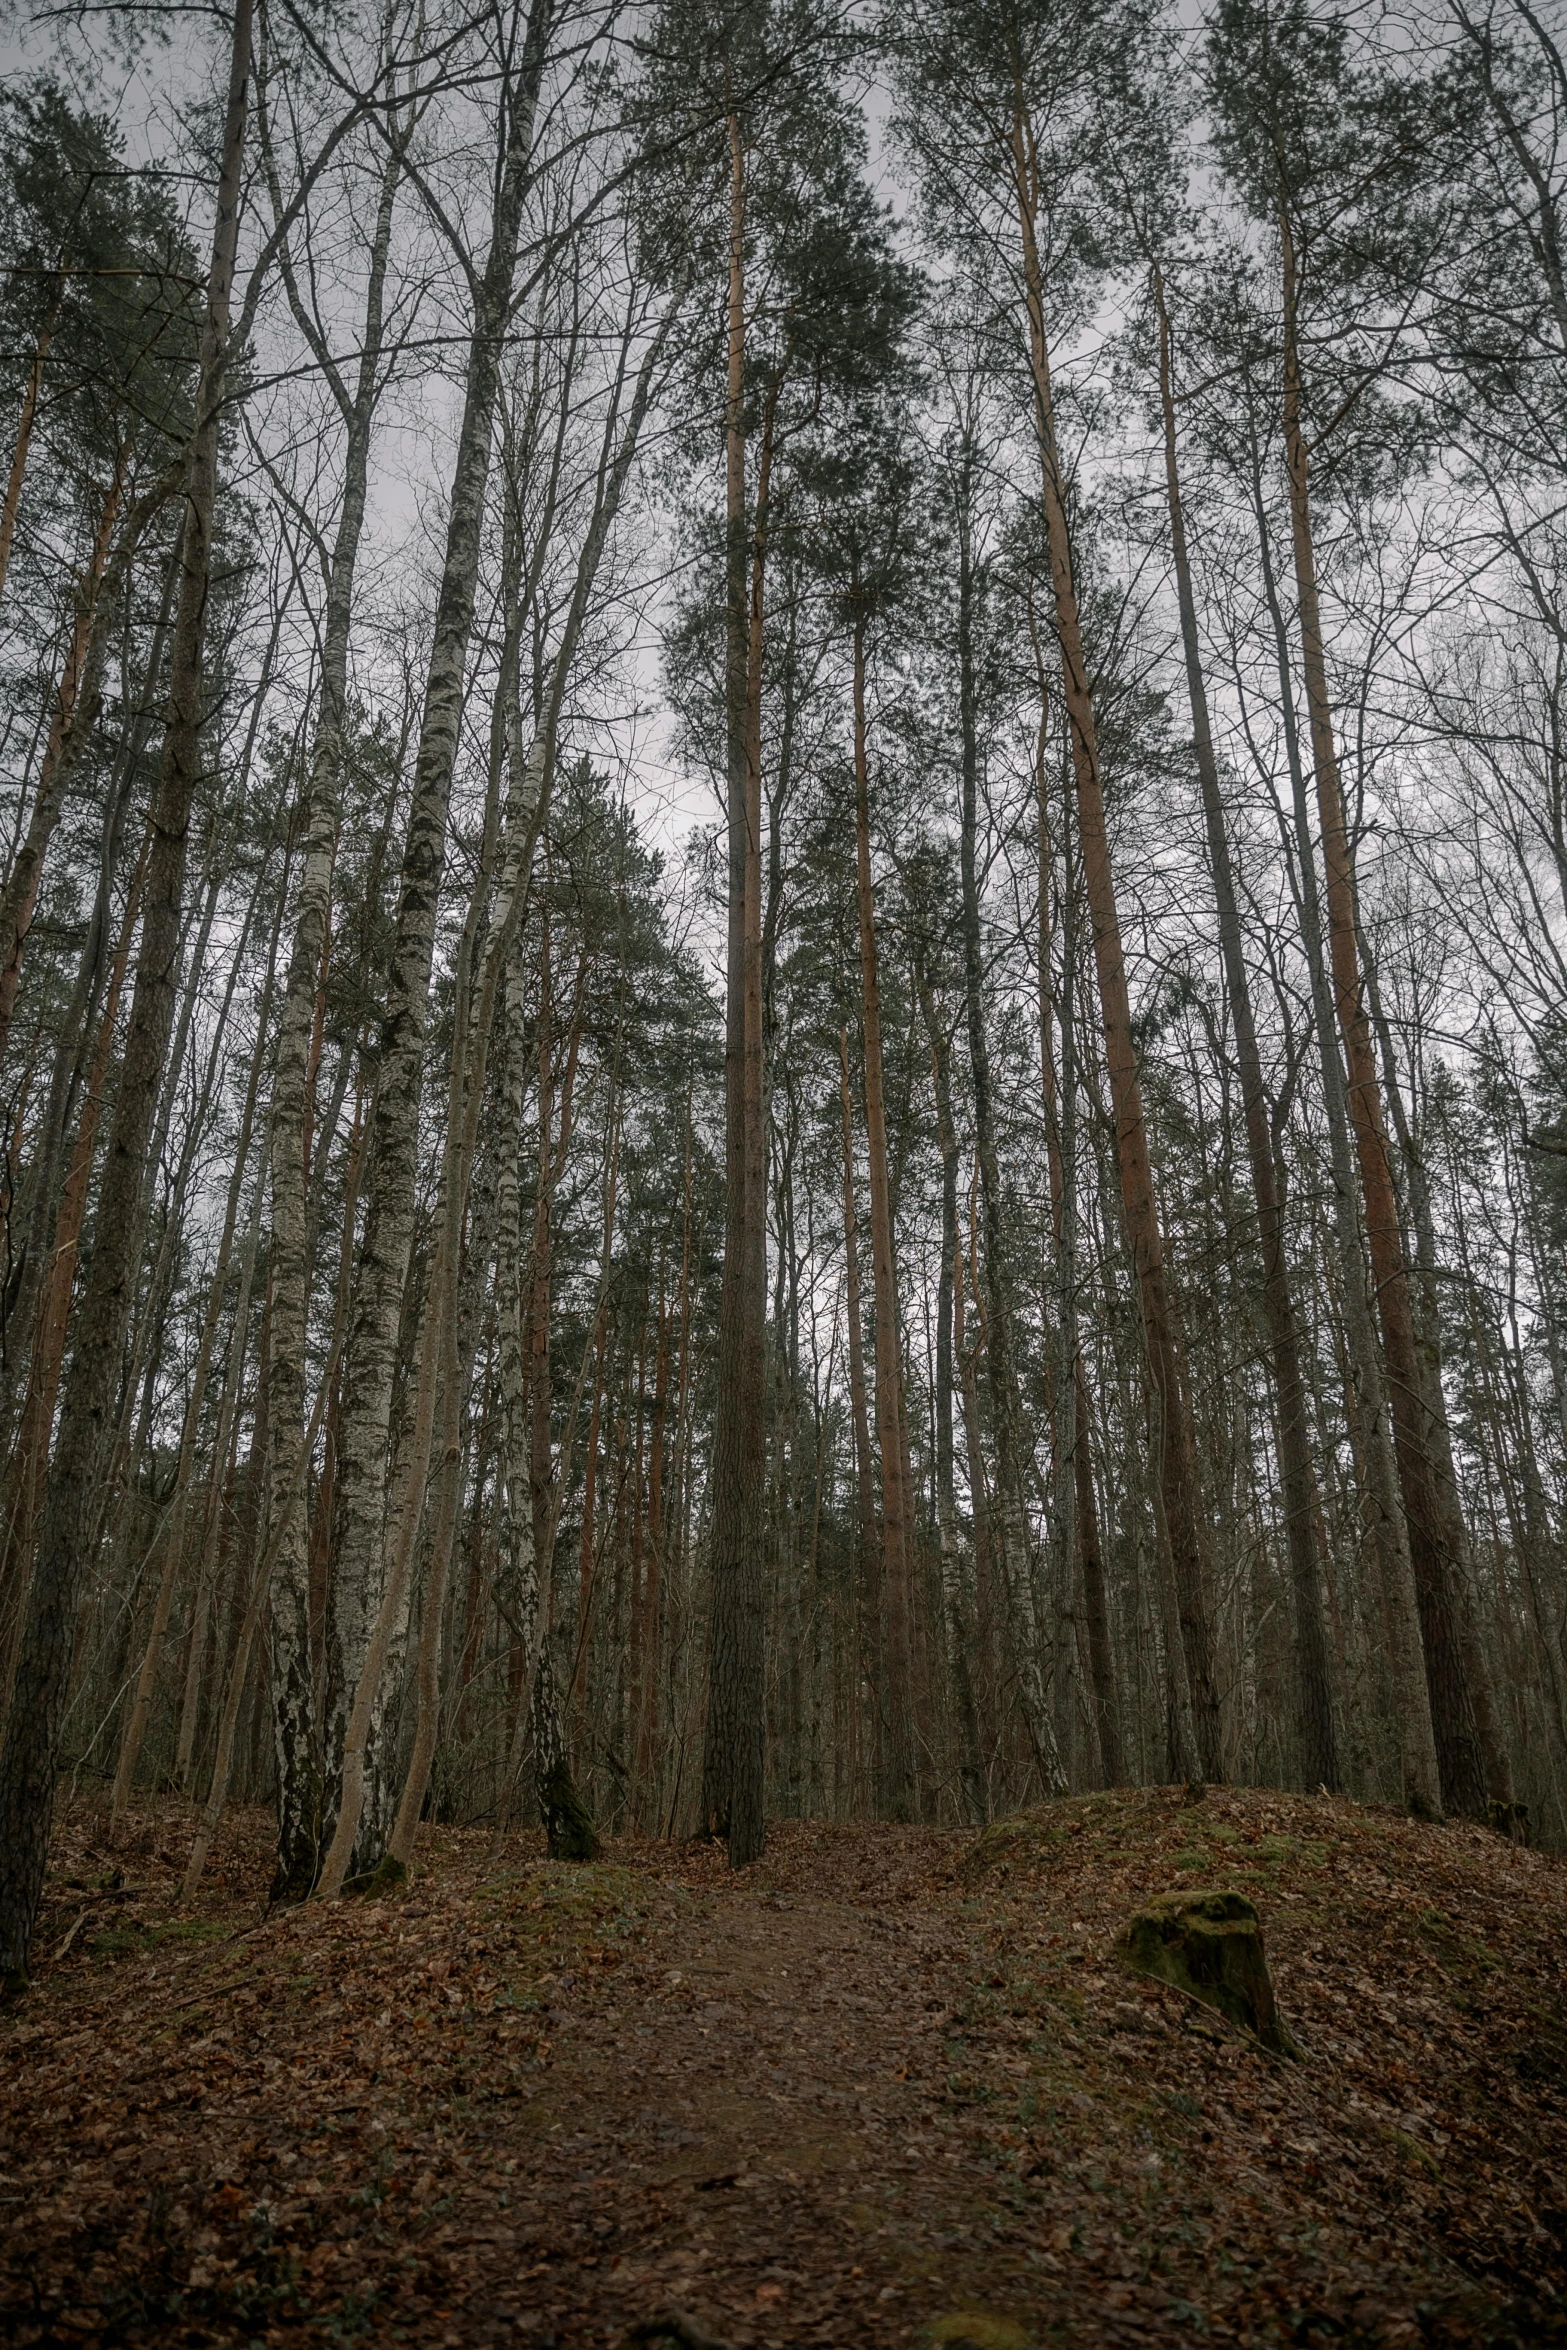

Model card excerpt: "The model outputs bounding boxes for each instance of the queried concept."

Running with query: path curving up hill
[2,1789,1565,2345]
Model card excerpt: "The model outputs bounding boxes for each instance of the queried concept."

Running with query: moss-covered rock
[1116,1888,1300,2058]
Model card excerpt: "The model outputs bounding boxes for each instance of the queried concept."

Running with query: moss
[960,1818,1037,1880]
[1418,1909,1498,1976]
[1392,2127,1442,2178]
[1117,1888,1300,2058]
[159,1916,229,1944]
[86,1914,230,1963]
[89,1925,143,1959]
[923,2315,1032,2350]
[345,1854,407,1901]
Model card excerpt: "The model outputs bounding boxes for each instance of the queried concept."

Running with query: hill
[1,1788,1563,2345]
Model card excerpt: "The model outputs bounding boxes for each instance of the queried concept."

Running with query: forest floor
[1,1787,1565,2349]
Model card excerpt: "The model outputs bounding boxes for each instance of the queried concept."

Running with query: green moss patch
[922,2313,1033,2350]
[1116,1888,1300,2058]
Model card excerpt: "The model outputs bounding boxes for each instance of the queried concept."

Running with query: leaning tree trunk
[0,0,254,1986]
[1153,269,1336,1792]
[1011,106,1220,1781]
[0,266,62,616]
[1241,403,1438,1815]
[1359,920,1520,1826]
[386,283,673,1875]
[109,888,283,1833]
[1278,207,1502,1819]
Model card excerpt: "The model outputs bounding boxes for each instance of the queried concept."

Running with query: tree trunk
[1031,678,1121,1788]
[0,450,128,1074]
[0,0,254,1986]
[838,1028,880,1796]
[109,883,283,1831]
[915,962,986,1821]
[850,612,916,1818]
[701,104,767,1866]
[1242,401,1440,1817]
[323,0,553,1868]
[0,838,146,1730]
[1277,208,1499,1817]
[1153,267,1335,1791]
[1010,108,1220,1779]
[265,124,405,1903]
[0,270,61,614]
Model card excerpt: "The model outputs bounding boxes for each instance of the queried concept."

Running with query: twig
[52,1909,91,1962]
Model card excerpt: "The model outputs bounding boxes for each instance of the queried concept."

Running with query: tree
[0,0,255,1987]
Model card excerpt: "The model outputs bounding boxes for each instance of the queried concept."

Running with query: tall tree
[0,0,255,1987]
[893,0,1224,1780]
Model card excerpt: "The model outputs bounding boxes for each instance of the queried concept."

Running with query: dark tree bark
[701,103,767,1866]
[0,0,255,1986]
[1278,207,1507,1818]
[1153,266,1336,1791]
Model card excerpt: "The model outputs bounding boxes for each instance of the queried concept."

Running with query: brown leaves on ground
[1,1787,1564,2347]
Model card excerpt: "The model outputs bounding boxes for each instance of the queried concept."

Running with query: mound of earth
[1,1787,1563,2345]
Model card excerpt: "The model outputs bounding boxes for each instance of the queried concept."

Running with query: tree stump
[1117,1889,1299,2057]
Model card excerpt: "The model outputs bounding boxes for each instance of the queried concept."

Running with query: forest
[1,0,1566,1987]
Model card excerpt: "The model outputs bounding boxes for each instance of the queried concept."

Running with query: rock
[1116,1888,1300,2057]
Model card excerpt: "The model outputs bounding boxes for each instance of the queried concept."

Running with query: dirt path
[469,1830,990,2345]
[4,1796,1566,2347]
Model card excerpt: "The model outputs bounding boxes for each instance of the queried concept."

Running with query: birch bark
[322,0,553,1868]
[265,103,408,1902]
